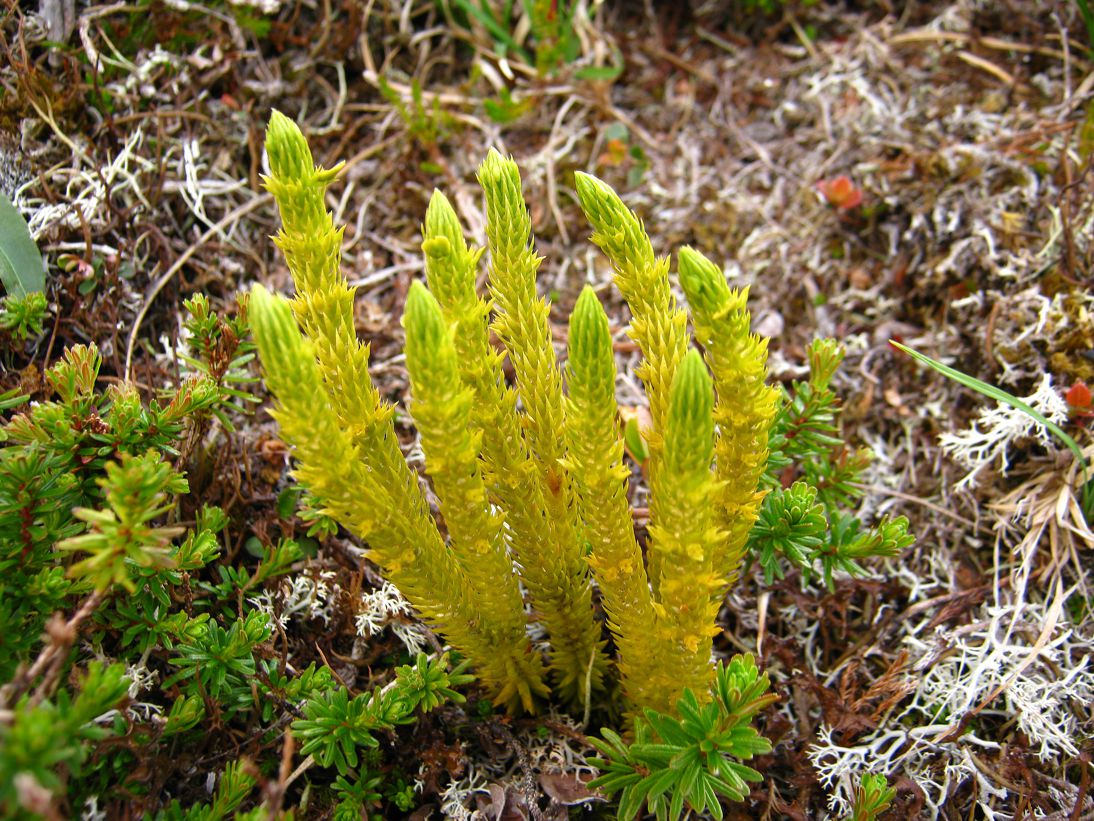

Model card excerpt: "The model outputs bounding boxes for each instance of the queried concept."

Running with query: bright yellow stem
[476,151,606,705]
[563,286,660,715]
[646,349,724,712]
[250,286,493,665]
[678,247,779,585]
[262,110,436,561]
[403,282,548,712]
[574,172,690,597]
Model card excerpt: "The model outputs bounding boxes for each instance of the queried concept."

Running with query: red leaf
[1066,381,1092,409]
[817,176,864,210]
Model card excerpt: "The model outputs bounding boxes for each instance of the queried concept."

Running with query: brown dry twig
[0,591,104,711]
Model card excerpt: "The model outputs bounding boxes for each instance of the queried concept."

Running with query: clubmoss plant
[562,286,655,709]
[250,111,917,818]
[249,111,776,721]
[574,171,692,603]
[402,280,549,706]
[477,150,607,703]
[678,246,780,585]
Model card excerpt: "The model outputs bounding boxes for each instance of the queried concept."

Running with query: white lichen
[434,766,489,821]
[904,598,1094,762]
[25,127,155,240]
[939,373,1069,490]
[808,721,976,816]
[248,570,338,627]
[125,661,157,697]
[355,580,429,655]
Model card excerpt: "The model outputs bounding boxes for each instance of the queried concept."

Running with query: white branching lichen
[809,526,1093,817]
[354,580,429,655]
[905,599,1094,762]
[124,662,157,698]
[808,722,964,816]
[248,570,338,627]
[939,373,1069,490]
[434,767,488,821]
[25,128,155,241]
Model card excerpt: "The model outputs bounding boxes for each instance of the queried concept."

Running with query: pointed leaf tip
[574,171,611,210]
[404,278,434,318]
[265,110,313,180]
[248,282,307,381]
[574,283,603,316]
[677,246,727,316]
[424,189,465,252]
[569,285,609,365]
[250,281,271,305]
[248,282,283,332]
[477,149,518,188]
[403,281,446,352]
[665,349,715,471]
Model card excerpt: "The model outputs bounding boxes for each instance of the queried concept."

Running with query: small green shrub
[0,292,48,342]
[847,773,897,821]
[293,653,473,774]
[0,298,301,817]
[588,655,776,820]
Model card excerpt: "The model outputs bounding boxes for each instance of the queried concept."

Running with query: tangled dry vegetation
[2,0,1093,818]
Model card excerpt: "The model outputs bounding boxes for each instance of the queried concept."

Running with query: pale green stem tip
[403,280,446,353]
[666,349,715,471]
[424,189,466,253]
[677,246,728,317]
[265,110,314,181]
[568,285,610,367]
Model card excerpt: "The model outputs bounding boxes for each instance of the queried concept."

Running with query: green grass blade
[0,190,45,297]
[1075,0,1094,59]
[890,340,1087,469]
[449,0,531,63]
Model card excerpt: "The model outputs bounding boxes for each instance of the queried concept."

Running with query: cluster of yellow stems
[250,111,778,718]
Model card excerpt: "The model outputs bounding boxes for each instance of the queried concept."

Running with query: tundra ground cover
[1,1,1092,817]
